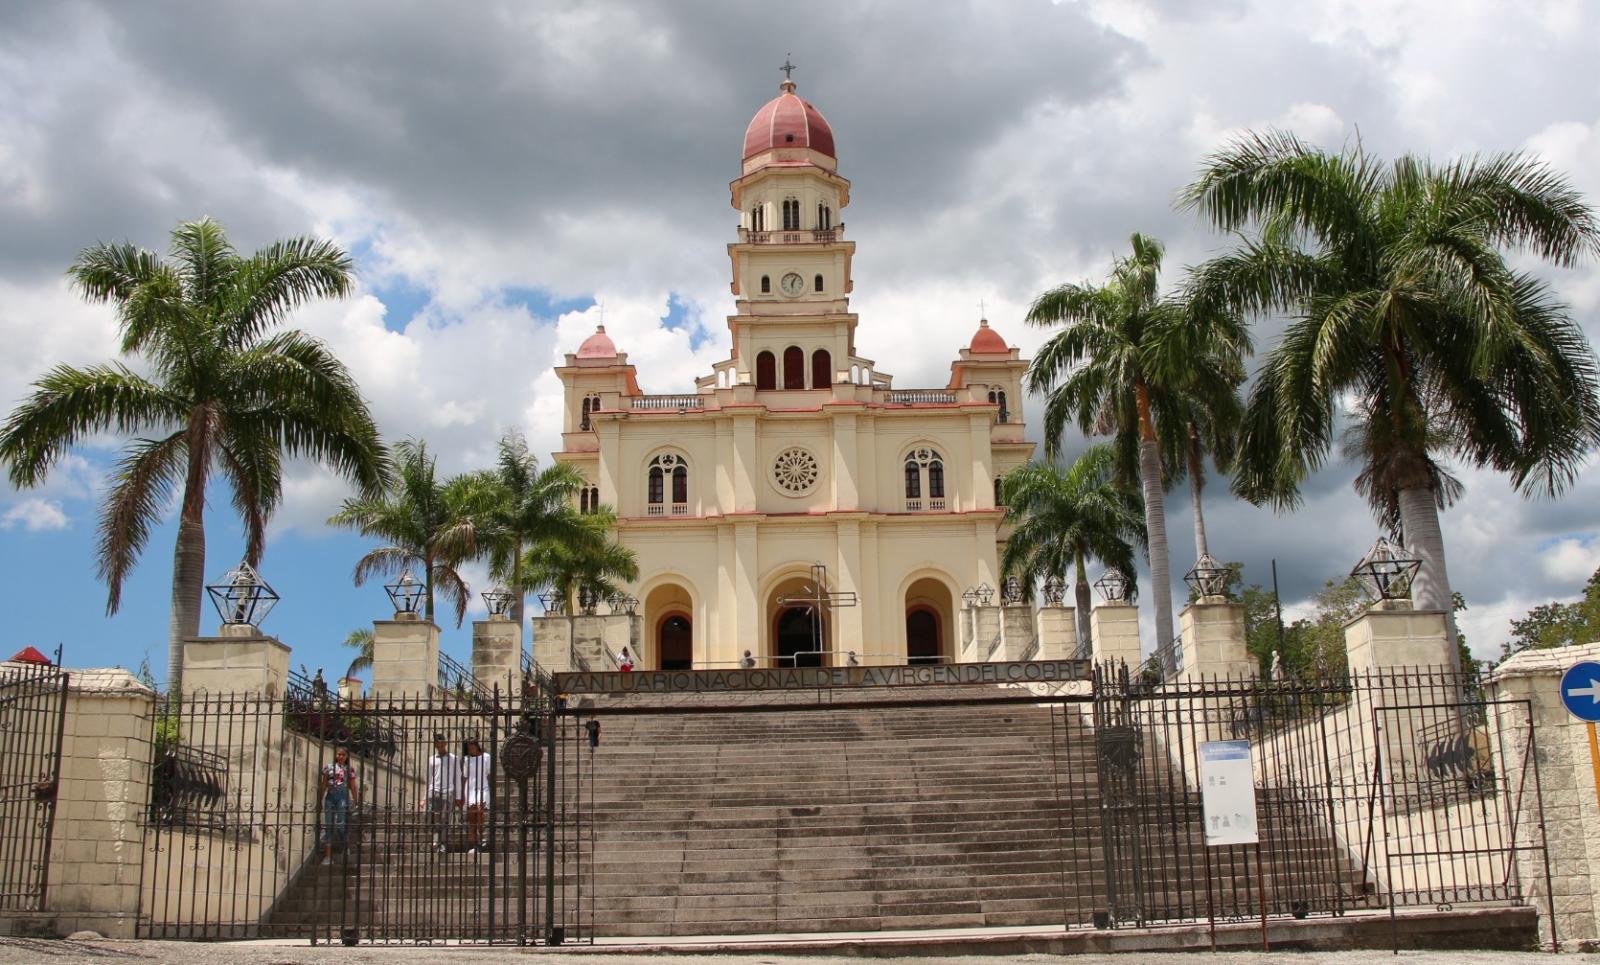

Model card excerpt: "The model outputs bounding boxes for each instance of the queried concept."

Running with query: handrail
[1149,633,1183,682]
[885,390,956,405]
[985,633,1004,661]
[1019,637,1040,663]
[631,395,705,410]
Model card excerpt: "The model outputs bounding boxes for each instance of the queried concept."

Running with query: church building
[553,75,1034,671]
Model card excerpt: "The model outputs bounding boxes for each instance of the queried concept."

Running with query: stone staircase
[261,683,1372,940]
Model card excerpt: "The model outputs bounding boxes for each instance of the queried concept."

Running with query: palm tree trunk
[166,461,208,698]
[423,553,435,623]
[1186,422,1208,560]
[1397,485,1461,670]
[1136,383,1175,653]
[1073,552,1092,658]
[509,537,525,631]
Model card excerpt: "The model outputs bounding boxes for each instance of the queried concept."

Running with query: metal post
[1271,559,1286,659]
[544,700,558,943]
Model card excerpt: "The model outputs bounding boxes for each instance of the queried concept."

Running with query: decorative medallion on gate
[771,446,820,495]
[501,732,542,784]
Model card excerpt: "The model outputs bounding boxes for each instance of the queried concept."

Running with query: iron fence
[138,680,591,945]
[0,662,69,912]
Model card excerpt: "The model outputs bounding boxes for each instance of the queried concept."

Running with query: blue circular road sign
[1561,661,1600,722]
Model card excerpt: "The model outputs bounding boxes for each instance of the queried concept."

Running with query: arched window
[580,395,592,432]
[997,390,1009,423]
[590,486,599,510]
[814,273,824,292]
[648,453,688,515]
[811,349,831,388]
[760,274,771,294]
[903,448,946,510]
[750,205,765,232]
[755,351,776,390]
[782,198,800,230]
[816,203,832,229]
[580,486,590,514]
[994,476,1004,507]
[783,346,805,389]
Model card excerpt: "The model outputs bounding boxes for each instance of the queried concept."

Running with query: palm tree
[329,438,481,626]
[1183,132,1600,656]
[341,627,374,681]
[1171,348,1246,561]
[464,431,590,629]
[0,218,387,695]
[1026,233,1251,651]
[524,511,639,614]
[1000,447,1145,651]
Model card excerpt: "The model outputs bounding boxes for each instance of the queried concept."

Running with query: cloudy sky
[2,0,1598,680]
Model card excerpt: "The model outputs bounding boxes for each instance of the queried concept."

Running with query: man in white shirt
[423,732,462,853]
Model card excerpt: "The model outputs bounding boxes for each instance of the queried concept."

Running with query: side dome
[576,325,617,359]
[742,79,835,161]
[969,319,1009,355]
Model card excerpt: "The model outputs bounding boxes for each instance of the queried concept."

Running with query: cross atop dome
[780,54,796,82]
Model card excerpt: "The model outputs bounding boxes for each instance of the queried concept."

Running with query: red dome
[743,81,835,161]
[576,325,617,359]
[969,319,1008,354]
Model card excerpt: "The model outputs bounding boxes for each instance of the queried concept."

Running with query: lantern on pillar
[206,561,279,628]
[1094,569,1131,604]
[537,592,566,616]
[1351,537,1421,603]
[1002,576,1024,604]
[385,569,425,616]
[481,586,514,618]
[975,582,995,607]
[1042,576,1065,606]
[961,587,979,609]
[608,593,639,615]
[1183,553,1232,601]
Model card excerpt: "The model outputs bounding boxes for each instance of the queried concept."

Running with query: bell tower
[726,68,858,390]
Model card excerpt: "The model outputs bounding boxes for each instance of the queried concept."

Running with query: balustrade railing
[885,390,956,404]
[646,502,689,517]
[740,227,841,244]
[631,395,705,410]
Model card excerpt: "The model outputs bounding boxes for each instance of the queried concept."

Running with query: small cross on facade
[780,55,796,81]
[776,562,857,663]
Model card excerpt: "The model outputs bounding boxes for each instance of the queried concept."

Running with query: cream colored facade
[554,79,1033,670]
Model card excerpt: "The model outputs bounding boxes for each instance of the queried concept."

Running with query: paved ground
[0,943,1593,965]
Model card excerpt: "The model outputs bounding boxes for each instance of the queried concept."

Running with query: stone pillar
[40,669,157,938]
[180,625,290,697]
[531,613,572,674]
[1487,643,1600,948]
[599,613,640,669]
[1035,606,1078,661]
[369,614,439,696]
[1177,599,1254,680]
[472,614,521,694]
[1090,603,1141,667]
[999,603,1034,661]
[337,676,364,702]
[970,605,1002,663]
[1344,605,1453,671]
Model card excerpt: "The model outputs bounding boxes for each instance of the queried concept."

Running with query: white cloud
[0,497,68,532]
[1542,537,1600,585]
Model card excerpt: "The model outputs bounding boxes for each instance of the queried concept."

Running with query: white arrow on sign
[1568,680,1600,703]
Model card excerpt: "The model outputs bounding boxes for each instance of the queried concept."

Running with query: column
[531,613,572,674]
[734,520,760,664]
[181,624,291,697]
[471,614,521,693]
[832,412,859,511]
[999,602,1034,661]
[968,412,993,512]
[971,605,1002,663]
[1035,605,1078,661]
[370,615,440,696]
[1090,603,1141,667]
[834,519,867,659]
[1177,600,1254,680]
[1343,605,1453,672]
[732,413,757,512]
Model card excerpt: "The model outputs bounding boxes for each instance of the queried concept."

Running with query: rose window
[772,447,820,495]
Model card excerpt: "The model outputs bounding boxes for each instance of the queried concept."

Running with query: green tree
[462,430,590,630]
[329,438,481,626]
[1026,233,1251,651]
[1507,566,1600,654]
[1183,133,1600,669]
[341,627,374,681]
[0,218,387,695]
[999,446,1146,650]
[523,511,639,614]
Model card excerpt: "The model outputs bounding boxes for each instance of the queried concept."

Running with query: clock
[779,272,805,296]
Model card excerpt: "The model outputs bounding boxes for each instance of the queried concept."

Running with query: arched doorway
[658,614,692,670]
[904,576,955,665]
[906,608,941,665]
[775,607,823,668]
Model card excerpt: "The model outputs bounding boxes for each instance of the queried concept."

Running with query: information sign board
[1200,739,1259,846]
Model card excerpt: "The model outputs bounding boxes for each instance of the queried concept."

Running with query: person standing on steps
[423,732,462,854]
[462,737,492,855]
[617,646,634,672]
[319,747,359,866]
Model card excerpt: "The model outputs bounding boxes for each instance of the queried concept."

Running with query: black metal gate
[138,668,590,944]
[0,661,69,913]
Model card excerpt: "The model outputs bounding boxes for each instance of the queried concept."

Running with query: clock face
[779,272,805,296]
